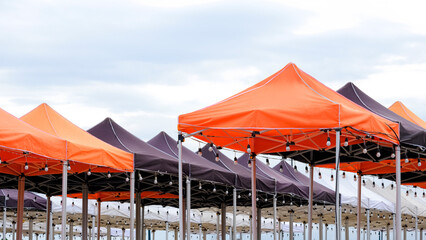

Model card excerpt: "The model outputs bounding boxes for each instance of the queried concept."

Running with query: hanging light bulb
[406,190,409,196]
[294,165,297,172]
[415,192,417,198]
[107,171,111,179]
[362,179,366,186]
[266,158,270,166]
[126,176,130,182]
[264,197,267,202]
[199,182,202,190]
[391,152,396,158]
[67,162,71,171]
[330,174,334,182]
[169,180,173,186]
[215,153,220,162]
[256,197,259,201]
[25,162,29,170]
[342,172,346,179]
[376,146,381,158]
[248,159,252,168]
[344,137,349,147]
[282,199,285,204]
[405,157,409,163]
[391,184,394,190]
[87,168,92,176]
[238,194,241,199]
[423,192,425,198]
[234,157,238,165]
[318,171,322,179]
[372,181,375,188]
[326,137,331,147]
[354,175,357,182]
[213,186,216,193]
[246,144,251,154]
[286,142,290,151]
[154,175,158,184]
[208,143,213,152]
[279,165,283,172]
[418,159,422,167]
[197,148,202,156]
[44,164,48,172]
[0,156,2,164]
[138,172,143,181]
[248,192,251,196]
[305,166,309,173]
[225,189,229,195]
[381,182,384,189]
[362,147,368,154]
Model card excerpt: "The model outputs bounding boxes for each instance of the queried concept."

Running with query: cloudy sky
[1,0,425,144]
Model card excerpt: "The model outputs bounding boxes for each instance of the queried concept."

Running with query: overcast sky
[1,0,425,144]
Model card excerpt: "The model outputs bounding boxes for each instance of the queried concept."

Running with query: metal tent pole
[187,178,191,240]
[278,220,281,240]
[122,228,126,240]
[273,195,277,240]
[178,133,184,240]
[251,156,257,240]
[136,191,141,240]
[233,188,237,240]
[89,226,92,240]
[222,203,226,240]
[403,226,406,240]
[175,228,178,240]
[83,183,89,240]
[12,221,16,240]
[3,206,6,239]
[142,205,145,240]
[256,207,261,240]
[357,172,362,240]
[92,215,96,240]
[107,223,111,240]
[420,228,423,240]
[395,146,401,240]
[216,212,220,240]
[319,215,323,240]
[393,213,396,240]
[29,217,34,240]
[97,200,101,240]
[325,224,328,240]
[367,209,370,240]
[69,220,74,240]
[387,223,390,240]
[308,164,314,240]
[46,196,51,240]
[61,161,68,240]
[198,225,202,240]
[289,210,294,240]
[166,222,169,240]
[16,176,25,240]
[335,130,341,240]
[345,217,349,240]
[415,213,418,240]
[303,222,306,240]
[130,172,135,240]
[249,216,252,240]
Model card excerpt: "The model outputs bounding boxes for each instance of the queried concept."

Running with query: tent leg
[198,224,202,240]
[319,215,323,240]
[277,220,281,240]
[89,227,92,240]
[395,145,401,240]
[166,222,169,240]
[335,130,341,240]
[222,203,226,240]
[367,209,370,240]
[256,207,261,240]
[175,228,178,240]
[233,188,237,240]
[130,172,135,240]
[136,191,141,240]
[92,215,96,240]
[107,224,111,240]
[289,210,294,240]
[393,213,396,240]
[303,222,306,240]
[325,224,328,240]
[46,196,51,240]
[3,206,6,240]
[142,205,145,240]
[29,217,34,240]
[178,133,184,240]
[386,224,390,240]
[12,221,16,240]
[216,212,220,240]
[345,217,349,240]
[249,216,252,240]
[187,178,191,240]
[308,164,314,240]
[16,175,25,240]
[420,228,423,240]
[403,226,406,240]
[204,230,207,240]
[251,157,257,240]
[61,161,68,240]
[83,184,89,240]
[415,214,418,240]
[69,220,74,240]
[273,195,277,240]
[97,200,101,240]
[122,228,126,240]
[357,172,362,240]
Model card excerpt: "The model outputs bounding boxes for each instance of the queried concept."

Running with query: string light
[266,158,270,166]
[154,175,158,184]
[305,166,309,174]
[344,137,349,147]
[215,153,220,162]
[372,181,375,188]
[248,159,252,168]
[362,179,366,186]
[234,156,238,165]
[318,171,322,179]
[354,175,357,182]
[390,184,394,190]
[286,142,290,151]
[391,152,396,158]
[246,144,251,154]
[326,131,331,147]
[381,182,384,189]
[376,146,381,158]
[44,164,48,172]
[197,148,202,156]
[138,172,143,181]
[342,172,346,179]
[208,143,213,152]
[294,165,297,172]
[418,158,422,167]
[67,162,71,171]
[25,162,29,170]
[406,190,409,196]
[126,175,129,182]
[330,174,334,182]
[213,186,216,193]
[279,165,283,172]
[107,171,111,179]
[199,182,202,190]
[87,168,92,176]
[362,141,368,154]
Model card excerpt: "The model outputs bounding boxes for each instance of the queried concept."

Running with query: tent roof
[67,191,178,202]
[389,101,426,129]
[0,107,68,176]
[178,63,399,154]
[0,189,46,210]
[338,83,426,149]
[87,118,179,174]
[272,161,335,204]
[20,104,133,172]
[147,132,237,186]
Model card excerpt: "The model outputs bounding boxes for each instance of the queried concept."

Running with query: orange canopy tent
[20,103,133,173]
[178,63,400,240]
[20,103,134,240]
[389,101,426,129]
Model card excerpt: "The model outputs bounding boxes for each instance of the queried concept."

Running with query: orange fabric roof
[319,158,425,175]
[20,103,133,172]
[389,101,426,129]
[67,191,178,201]
[0,107,68,176]
[178,63,399,154]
